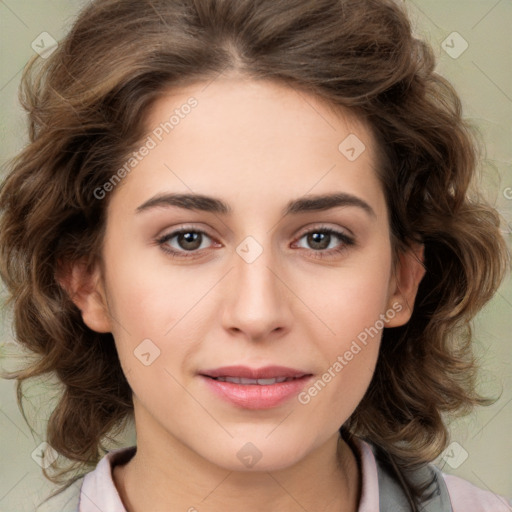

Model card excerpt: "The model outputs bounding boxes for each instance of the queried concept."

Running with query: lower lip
[200,375,313,409]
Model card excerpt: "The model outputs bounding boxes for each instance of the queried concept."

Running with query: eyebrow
[135,192,376,218]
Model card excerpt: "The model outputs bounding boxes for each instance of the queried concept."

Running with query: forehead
[108,77,386,221]
[145,76,374,158]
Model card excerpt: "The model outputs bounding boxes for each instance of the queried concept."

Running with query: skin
[65,75,425,512]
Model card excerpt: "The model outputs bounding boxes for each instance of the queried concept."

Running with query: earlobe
[385,243,426,328]
[56,257,112,333]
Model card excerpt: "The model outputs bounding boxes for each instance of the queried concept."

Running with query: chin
[198,435,312,473]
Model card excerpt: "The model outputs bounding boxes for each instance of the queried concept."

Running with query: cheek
[297,247,392,412]
[101,248,220,401]
[305,247,393,349]
[297,282,385,428]
[103,245,196,337]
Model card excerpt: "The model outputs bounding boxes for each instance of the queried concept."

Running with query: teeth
[240,377,258,385]
[256,378,278,385]
[214,376,294,385]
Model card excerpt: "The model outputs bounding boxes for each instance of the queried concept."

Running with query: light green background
[0,1,511,510]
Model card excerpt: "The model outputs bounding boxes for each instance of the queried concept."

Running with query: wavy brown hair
[0,0,509,507]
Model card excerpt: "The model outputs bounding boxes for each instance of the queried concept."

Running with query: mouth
[198,365,313,409]
[204,375,306,385]
[199,364,311,380]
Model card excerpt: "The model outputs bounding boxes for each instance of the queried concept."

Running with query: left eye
[294,228,354,253]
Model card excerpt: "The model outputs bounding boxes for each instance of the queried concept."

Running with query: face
[74,76,423,472]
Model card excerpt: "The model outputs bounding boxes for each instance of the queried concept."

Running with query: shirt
[36,437,511,511]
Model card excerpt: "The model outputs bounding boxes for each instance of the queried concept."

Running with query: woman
[0,0,509,510]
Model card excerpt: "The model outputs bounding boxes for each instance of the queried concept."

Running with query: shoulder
[442,472,512,512]
[35,445,136,512]
[78,445,135,511]
[351,437,511,512]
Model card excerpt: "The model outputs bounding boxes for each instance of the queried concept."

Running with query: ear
[385,242,426,327]
[56,257,112,333]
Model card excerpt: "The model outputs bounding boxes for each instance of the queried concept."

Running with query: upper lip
[199,365,311,379]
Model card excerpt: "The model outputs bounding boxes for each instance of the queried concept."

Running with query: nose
[221,239,292,342]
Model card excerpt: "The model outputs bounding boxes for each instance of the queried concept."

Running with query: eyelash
[155,225,355,260]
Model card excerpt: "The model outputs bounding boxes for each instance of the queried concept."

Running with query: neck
[113,410,360,512]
